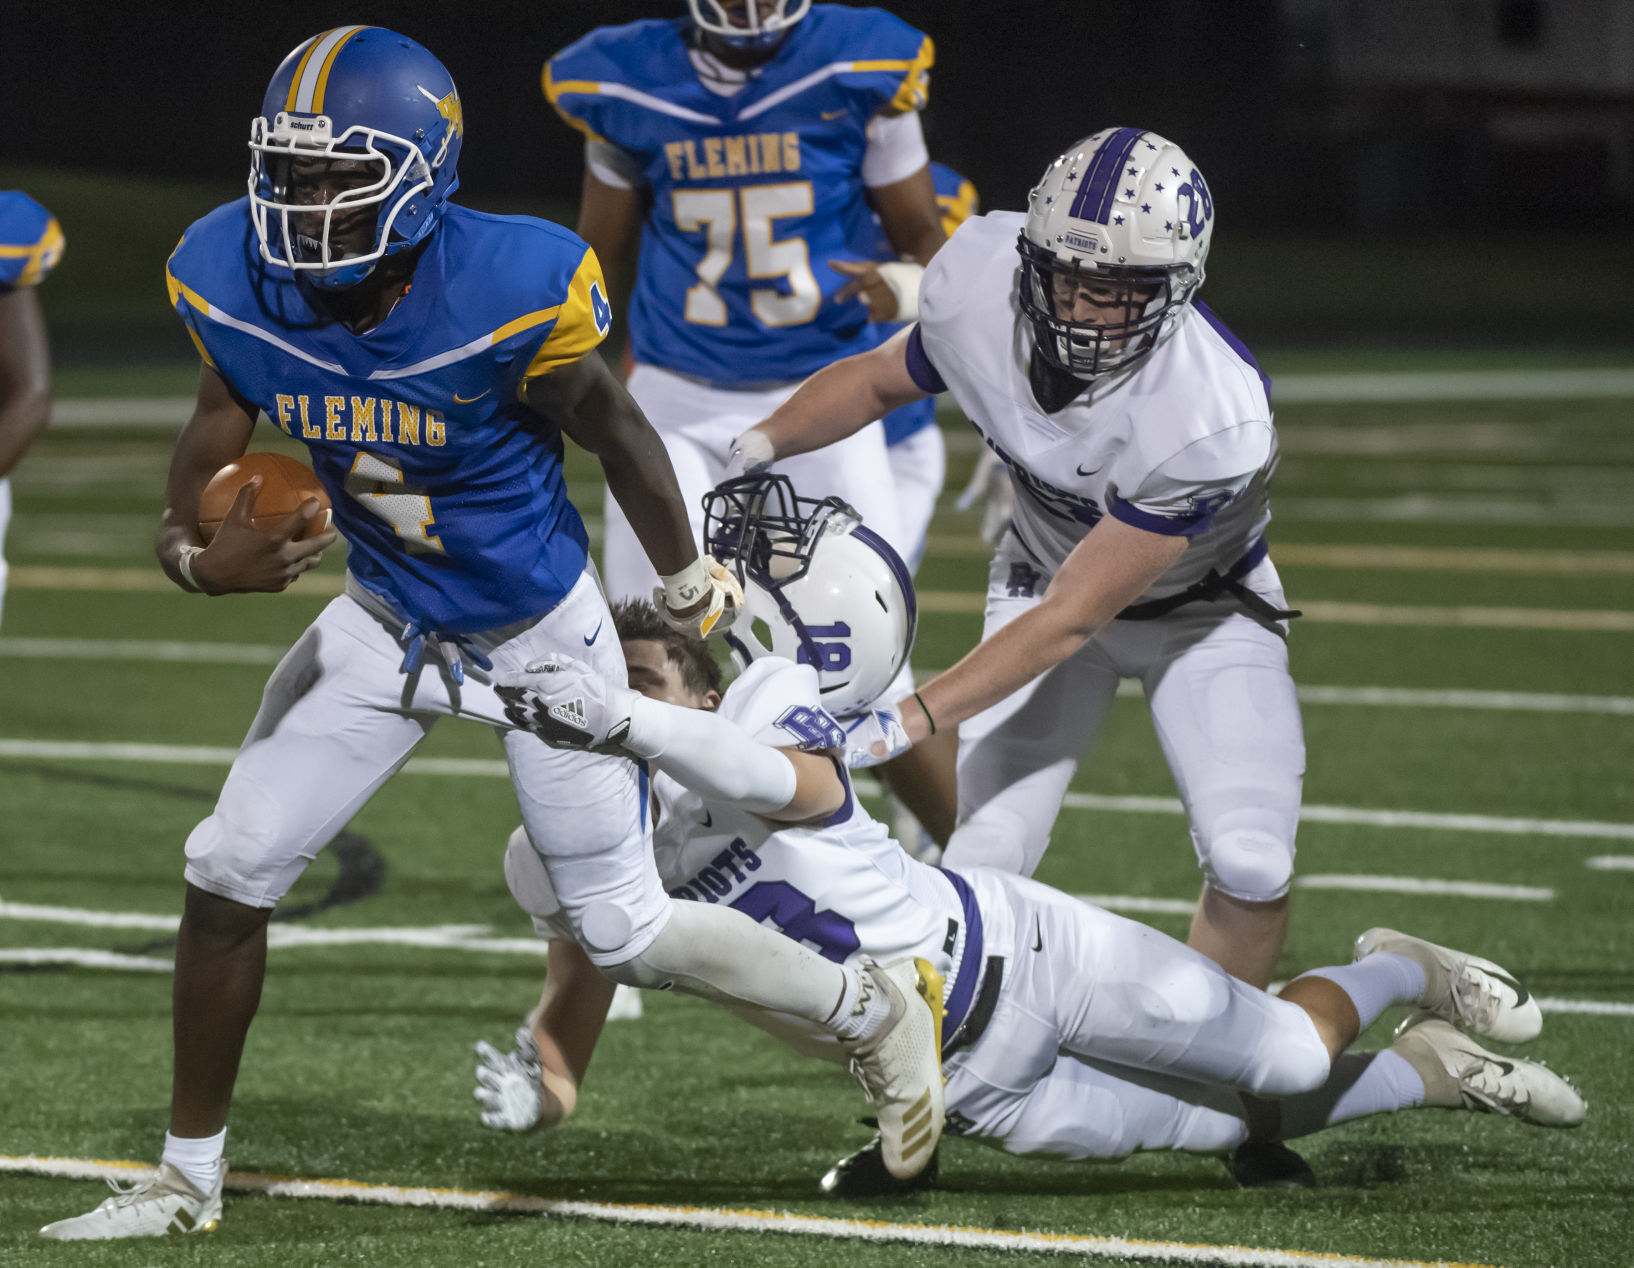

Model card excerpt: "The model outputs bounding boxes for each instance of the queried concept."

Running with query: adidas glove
[474,1027,546,1131]
[493,654,639,752]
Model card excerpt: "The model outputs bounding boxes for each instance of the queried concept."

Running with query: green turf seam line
[2,1155,1496,1267]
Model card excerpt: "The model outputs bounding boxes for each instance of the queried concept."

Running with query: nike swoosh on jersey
[1076,463,1104,477]
[821,109,847,120]
[584,618,602,646]
[1032,918,1043,953]
[453,388,492,403]
[701,811,713,828]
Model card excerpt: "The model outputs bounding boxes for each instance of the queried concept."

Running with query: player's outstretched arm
[729,326,930,476]
[156,364,335,595]
[903,517,1188,744]
[476,939,615,1132]
[525,352,739,634]
[0,286,52,480]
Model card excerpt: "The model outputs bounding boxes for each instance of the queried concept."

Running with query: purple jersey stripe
[904,324,948,394]
[1068,127,1145,224]
[1108,493,1218,538]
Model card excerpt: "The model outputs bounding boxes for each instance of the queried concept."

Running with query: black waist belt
[943,956,1004,1059]
[1116,538,1300,630]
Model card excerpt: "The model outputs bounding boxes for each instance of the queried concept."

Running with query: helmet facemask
[1017,236,1197,379]
[248,112,434,291]
[688,0,811,53]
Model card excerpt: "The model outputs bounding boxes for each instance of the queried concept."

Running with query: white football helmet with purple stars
[1018,128,1214,379]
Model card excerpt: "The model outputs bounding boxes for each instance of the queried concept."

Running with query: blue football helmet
[248,26,463,290]
[687,0,811,53]
[1018,128,1212,379]
[704,474,916,716]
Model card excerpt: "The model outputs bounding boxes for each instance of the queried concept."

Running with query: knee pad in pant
[943,804,1035,875]
[1195,825,1294,903]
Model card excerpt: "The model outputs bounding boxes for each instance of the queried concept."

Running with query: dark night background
[4,0,1633,356]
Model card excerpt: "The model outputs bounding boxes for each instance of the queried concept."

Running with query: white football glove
[955,447,1016,545]
[720,428,775,485]
[841,703,912,769]
[654,556,744,639]
[493,654,638,751]
[474,1026,546,1131]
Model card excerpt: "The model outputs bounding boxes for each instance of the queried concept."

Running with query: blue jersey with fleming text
[0,191,65,289]
[879,161,976,447]
[546,5,933,388]
[165,201,612,634]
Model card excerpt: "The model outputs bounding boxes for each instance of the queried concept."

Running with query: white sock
[162,1129,225,1195]
[1299,953,1426,1031]
[1277,1050,1426,1139]
[830,965,893,1042]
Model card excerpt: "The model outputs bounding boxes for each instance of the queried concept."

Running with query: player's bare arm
[529,938,617,1126]
[0,284,53,479]
[524,352,699,580]
[832,161,947,321]
[905,517,1188,743]
[731,326,929,475]
[573,173,643,307]
[156,364,335,596]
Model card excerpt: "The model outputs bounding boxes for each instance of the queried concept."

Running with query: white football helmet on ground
[703,473,916,716]
[1017,127,1213,379]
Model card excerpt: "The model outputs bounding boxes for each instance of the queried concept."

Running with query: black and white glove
[841,704,912,769]
[493,654,639,751]
[474,1027,546,1131]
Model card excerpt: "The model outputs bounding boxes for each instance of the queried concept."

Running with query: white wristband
[874,261,924,323]
[658,557,711,611]
[177,544,205,593]
[727,428,775,475]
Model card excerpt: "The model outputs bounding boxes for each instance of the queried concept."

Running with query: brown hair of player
[610,598,724,697]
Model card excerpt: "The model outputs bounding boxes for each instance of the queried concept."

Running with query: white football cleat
[1354,927,1543,1043]
[1392,1014,1586,1128]
[843,958,945,1180]
[40,1160,223,1240]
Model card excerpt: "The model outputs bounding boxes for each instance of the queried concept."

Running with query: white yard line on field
[0,1154,1503,1266]
[1585,856,1634,870]
[9,636,1633,715]
[3,739,1630,840]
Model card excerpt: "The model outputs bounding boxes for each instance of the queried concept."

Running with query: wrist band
[659,557,710,610]
[913,690,936,736]
[874,260,925,323]
[177,544,205,594]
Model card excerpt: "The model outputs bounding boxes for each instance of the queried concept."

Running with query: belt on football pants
[942,957,1004,1060]
[1115,537,1300,632]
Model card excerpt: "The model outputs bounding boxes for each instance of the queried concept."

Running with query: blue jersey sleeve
[0,191,65,289]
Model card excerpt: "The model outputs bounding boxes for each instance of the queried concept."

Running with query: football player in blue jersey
[543,0,953,841]
[40,26,944,1241]
[0,191,65,628]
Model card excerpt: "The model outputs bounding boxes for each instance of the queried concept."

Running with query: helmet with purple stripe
[703,473,916,717]
[1018,127,1212,379]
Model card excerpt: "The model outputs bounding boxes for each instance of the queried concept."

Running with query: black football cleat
[1224,1140,1316,1189]
[820,1133,939,1197]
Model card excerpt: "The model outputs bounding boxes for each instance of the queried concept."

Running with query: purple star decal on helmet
[1164,221,1173,231]
[1127,166,1137,176]
[1172,167,1181,176]
[1155,183,1165,192]
[1141,203,1151,213]
[1145,140,1158,150]
[1124,187,1134,197]
[1113,214,1124,225]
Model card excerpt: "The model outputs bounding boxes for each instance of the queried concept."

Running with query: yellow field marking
[3,1155,1497,1266]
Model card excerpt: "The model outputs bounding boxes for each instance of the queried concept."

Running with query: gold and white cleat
[844,957,945,1180]
[40,1160,223,1240]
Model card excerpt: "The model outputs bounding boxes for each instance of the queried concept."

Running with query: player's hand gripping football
[190,479,337,594]
[493,653,639,752]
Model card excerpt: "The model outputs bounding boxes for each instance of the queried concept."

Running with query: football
[197,452,332,543]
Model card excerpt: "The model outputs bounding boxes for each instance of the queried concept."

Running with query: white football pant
[944,868,1329,1158]
[944,532,1305,903]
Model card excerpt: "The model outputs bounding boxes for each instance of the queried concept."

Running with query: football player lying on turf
[479,482,1583,1192]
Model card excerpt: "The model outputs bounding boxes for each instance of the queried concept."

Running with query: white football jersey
[917,211,1276,599]
[650,658,980,1057]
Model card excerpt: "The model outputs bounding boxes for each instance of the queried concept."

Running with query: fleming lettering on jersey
[664,133,802,182]
[271,394,448,447]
